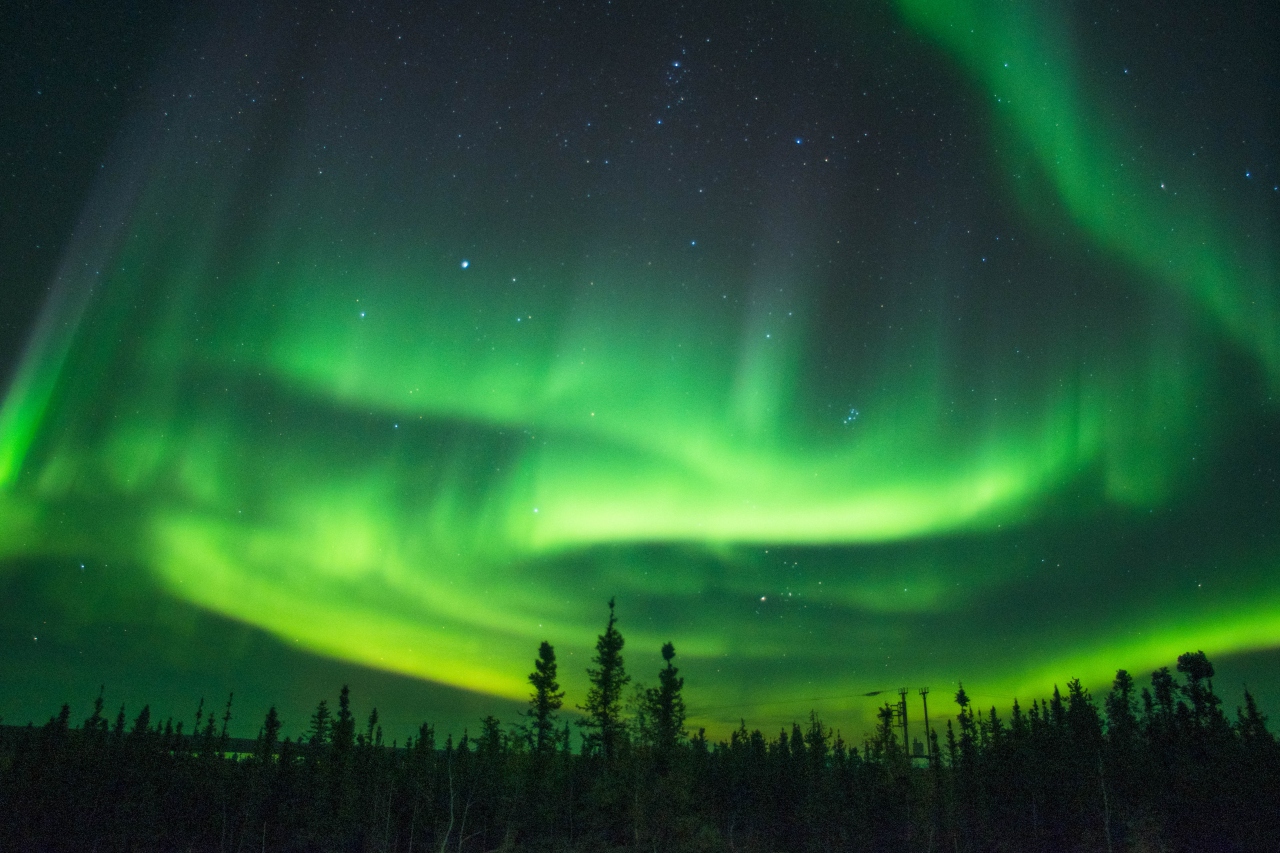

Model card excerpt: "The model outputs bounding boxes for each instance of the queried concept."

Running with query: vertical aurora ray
[1,0,1277,735]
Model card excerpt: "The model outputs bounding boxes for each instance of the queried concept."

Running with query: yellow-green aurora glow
[1,0,1276,735]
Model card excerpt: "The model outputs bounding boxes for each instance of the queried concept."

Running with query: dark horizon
[2,0,1278,744]
[3,643,1276,852]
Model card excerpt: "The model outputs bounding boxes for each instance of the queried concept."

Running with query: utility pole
[919,687,932,762]
[898,687,909,751]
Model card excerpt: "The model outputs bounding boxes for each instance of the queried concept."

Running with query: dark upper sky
[1,0,1277,741]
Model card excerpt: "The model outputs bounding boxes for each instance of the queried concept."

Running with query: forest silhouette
[2,600,1277,852]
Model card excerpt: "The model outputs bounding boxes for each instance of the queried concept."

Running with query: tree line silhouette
[2,598,1277,852]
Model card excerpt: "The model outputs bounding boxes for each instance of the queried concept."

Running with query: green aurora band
[1,1,1276,734]
[892,0,1278,382]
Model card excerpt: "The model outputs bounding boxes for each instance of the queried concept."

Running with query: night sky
[2,0,1277,742]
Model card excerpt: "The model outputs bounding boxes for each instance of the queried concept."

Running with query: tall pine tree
[642,642,686,757]
[527,641,565,753]
[579,598,630,761]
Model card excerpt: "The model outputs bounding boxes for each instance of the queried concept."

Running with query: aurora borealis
[2,0,1277,739]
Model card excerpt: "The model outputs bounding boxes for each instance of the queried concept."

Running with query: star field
[0,0,1276,738]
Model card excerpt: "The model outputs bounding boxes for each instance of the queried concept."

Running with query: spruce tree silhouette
[526,640,565,754]
[641,641,686,759]
[307,699,331,750]
[1237,689,1273,747]
[1176,650,1226,733]
[0,648,1275,852]
[332,686,356,753]
[1105,670,1140,744]
[255,706,282,764]
[579,597,630,762]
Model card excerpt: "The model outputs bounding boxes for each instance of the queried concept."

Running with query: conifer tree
[803,711,829,769]
[219,693,233,744]
[954,683,976,767]
[84,686,106,732]
[1048,685,1066,729]
[1064,678,1101,748]
[579,597,630,761]
[256,706,282,764]
[332,685,355,752]
[944,719,958,767]
[641,642,686,756]
[1176,650,1224,731]
[1236,690,1273,746]
[308,699,332,748]
[191,697,205,747]
[526,641,564,753]
[1105,670,1139,742]
[200,706,217,743]
[132,705,151,736]
[1149,667,1176,719]
[1010,698,1027,740]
